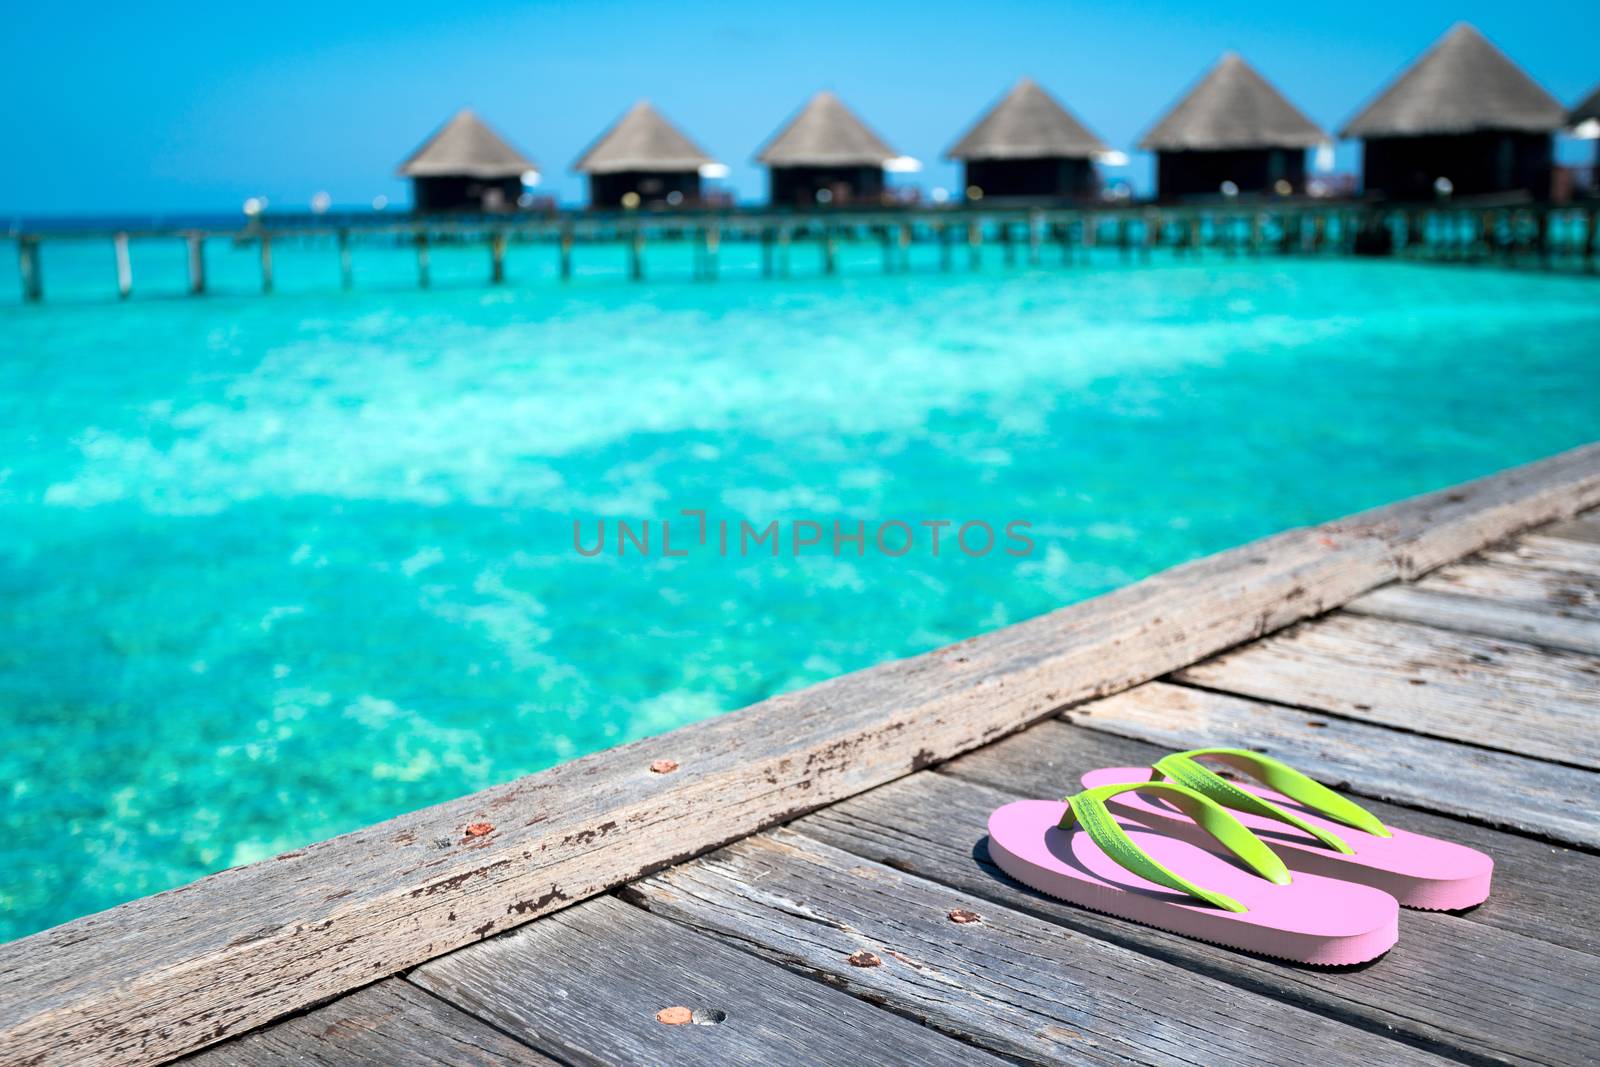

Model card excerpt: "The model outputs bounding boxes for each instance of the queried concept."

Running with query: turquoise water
[2,241,1598,941]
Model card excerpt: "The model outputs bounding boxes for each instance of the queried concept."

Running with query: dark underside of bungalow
[963,157,1098,200]
[1156,148,1307,199]
[588,170,702,209]
[769,165,884,207]
[410,175,522,213]
[1359,131,1553,201]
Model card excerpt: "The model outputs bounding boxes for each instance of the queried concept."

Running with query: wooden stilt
[259,234,274,294]
[18,238,42,303]
[967,220,982,270]
[1142,211,1158,261]
[1249,213,1263,255]
[629,227,644,281]
[778,225,791,277]
[416,233,430,288]
[560,227,574,281]
[1001,223,1015,267]
[704,222,720,281]
[939,223,952,272]
[880,227,894,274]
[338,229,353,290]
[761,227,774,278]
[822,228,837,275]
[490,232,507,284]
[898,222,911,273]
[1082,213,1097,259]
[1117,216,1131,261]
[1028,210,1042,267]
[1059,220,1073,264]
[186,234,206,296]
[1189,216,1202,258]
[114,233,132,299]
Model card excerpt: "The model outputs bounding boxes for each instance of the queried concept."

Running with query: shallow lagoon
[2,246,1598,939]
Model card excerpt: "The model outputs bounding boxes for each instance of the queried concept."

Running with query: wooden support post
[1312,214,1326,253]
[1117,216,1131,261]
[1188,216,1202,258]
[898,222,912,273]
[822,228,837,275]
[1059,219,1073,264]
[186,234,206,296]
[967,220,982,270]
[490,231,506,284]
[879,226,894,274]
[259,234,274,294]
[629,227,644,281]
[778,225,791,277]
[1249,213,1263,255]
[338,229,353,290]
[1142,211,1158,261]
[1001,222,1015,267]
[704,223,720,281]
[761,227,775,278]
[1082,213,1097,259]
[113,233,132,299]
[559,227,574,280]
[1535,210,1550,267]
[1028,210,1043,267]
[17,238,42,303]
[416,233,430,289]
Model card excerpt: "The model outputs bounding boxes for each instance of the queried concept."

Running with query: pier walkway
[2,444,1598,1066]
[10,199,1600,302]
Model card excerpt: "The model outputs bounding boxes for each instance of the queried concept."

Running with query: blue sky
[3,1,1596,215]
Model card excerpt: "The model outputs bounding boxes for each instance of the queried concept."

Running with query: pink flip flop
[1081,749,1492,911]
[988,782,1399,965]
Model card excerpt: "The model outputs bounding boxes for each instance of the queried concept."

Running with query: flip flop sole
[1081,767,1492,910]
[988,799,1398,965]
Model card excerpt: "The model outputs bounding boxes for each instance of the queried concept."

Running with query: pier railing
[9,199,1599,302]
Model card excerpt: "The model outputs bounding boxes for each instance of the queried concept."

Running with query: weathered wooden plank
[800,749,1599,1065]
[187,980,556,1066]
[1174,613,1600,768]
[1058,682,1600,851]
[411,894,1005,1067]
[4,443,1598,1067]
[1344,583,1600,655]
[629,829,1453,1067]
[1481,535,1600,577]
[1412,558,1600,621]
[1329,443,1600,579]
[1537,515,1600,546]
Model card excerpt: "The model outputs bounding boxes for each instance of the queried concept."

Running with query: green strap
[1059,781,1291,913]
[1151,749,1390,847]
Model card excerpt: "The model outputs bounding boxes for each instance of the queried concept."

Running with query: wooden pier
[1,443,1598,1066]
[8,199,1600,302]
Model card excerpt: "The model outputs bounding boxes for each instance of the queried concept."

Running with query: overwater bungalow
[1571,85,1600,167]
[1341,24,1566,202]
[945,78,1108,201]
[397,109,537,214]
[574,101,718,209]
[757,91,898,206]
[1139,53,1326,200]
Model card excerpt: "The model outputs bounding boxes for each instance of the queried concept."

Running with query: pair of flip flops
[987,748,1493,965]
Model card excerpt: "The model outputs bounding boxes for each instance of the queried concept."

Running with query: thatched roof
[574,101,716,174]
[756,91,896,167]
[1140,53,1326,151]
[1341,24,1565,138]
[946,78,1108,161]
[397,109,535,178]
[1570,84,1600,125]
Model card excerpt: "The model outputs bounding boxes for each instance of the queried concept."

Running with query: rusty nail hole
[847,951,882,968]
[948,909,981,924]
[1306,721,1328,729]
[691,1008,727,1026]
[655,1006,692,1025]
[464,823,494,838]
[1408,678,1427,686]
[650,759,680,774]
[1353,703,1372,711]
